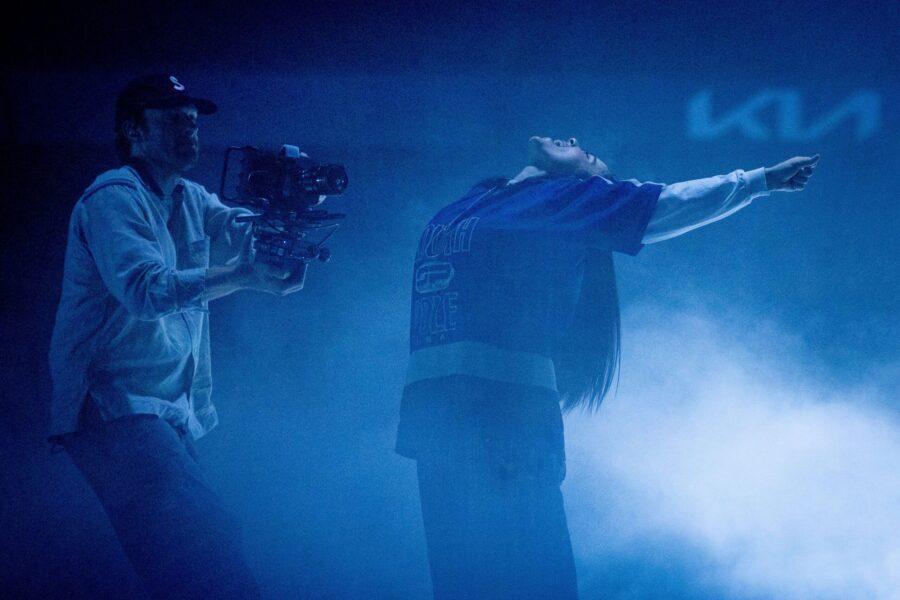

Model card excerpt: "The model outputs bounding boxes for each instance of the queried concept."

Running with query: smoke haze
[565,306,900,599]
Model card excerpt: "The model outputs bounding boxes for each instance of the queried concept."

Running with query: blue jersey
[398,174,661,460]
[409,175,662,359]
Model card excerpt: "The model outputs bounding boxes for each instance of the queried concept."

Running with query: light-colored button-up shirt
[49,165,253,439]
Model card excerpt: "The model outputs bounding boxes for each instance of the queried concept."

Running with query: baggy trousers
[415,442,578,600]
[61,405,260,600]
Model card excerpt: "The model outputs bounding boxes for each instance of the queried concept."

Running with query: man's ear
[122,120,144,142]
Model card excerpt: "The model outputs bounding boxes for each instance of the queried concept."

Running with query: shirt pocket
[185,236,210,270]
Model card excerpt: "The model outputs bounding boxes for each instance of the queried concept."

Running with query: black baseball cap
[115,74,217,125]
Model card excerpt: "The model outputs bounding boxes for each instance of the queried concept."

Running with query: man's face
[130,105,200,173]
[527,136,609,178]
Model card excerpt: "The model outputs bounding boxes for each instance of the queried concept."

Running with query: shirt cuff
[172,267,208,311]
[745,167,770,196]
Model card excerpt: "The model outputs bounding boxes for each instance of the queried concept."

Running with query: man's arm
[83,187,209,320]
[204,191,256,266]
[642,155,819,244]
[82,186,305,319]
[199,188,309,300]
[204,261,308,301]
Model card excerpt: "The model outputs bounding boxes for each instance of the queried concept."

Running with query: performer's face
[527,136,609,178]
[129,105,200,173]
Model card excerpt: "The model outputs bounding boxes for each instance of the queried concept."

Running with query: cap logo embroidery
[169,76,185,91]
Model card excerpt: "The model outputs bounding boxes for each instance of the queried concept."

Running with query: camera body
[220,145,348,266]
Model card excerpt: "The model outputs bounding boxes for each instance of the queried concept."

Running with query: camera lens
[308,165,348,195]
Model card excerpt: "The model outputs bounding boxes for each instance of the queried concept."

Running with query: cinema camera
[220,144,348,266]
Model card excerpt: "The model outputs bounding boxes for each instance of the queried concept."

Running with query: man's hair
[554,249,621,411]
[115,108,146,164]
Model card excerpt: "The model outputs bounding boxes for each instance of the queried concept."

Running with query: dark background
[2,1,897,598]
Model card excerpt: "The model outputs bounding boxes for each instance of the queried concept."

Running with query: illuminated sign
[688,90,881,141]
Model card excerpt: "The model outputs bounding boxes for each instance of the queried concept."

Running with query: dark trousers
[61,406,260,600]
[416,447,578,600]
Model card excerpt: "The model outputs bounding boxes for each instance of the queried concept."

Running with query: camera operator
[48,74,304,599]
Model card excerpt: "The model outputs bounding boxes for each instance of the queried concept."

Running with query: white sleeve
[642,167,770,244]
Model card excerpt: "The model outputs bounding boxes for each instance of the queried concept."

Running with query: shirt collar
[127,159,184,199]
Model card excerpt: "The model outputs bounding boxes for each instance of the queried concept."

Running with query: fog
[2,2,896,598]
[566,305,900,599]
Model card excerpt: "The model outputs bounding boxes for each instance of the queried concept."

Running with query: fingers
[282,280,306,294]
[286,263,308,285]
[274,263,308,295]
[787,167,812,191]
[787,176,808,191]
[252,260,284,278]
[793,154,820,167]
[781,154,819,192]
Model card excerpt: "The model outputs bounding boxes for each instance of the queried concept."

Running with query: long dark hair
[554,248,621,411]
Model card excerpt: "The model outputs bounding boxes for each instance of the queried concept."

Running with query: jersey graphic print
[408,176,662,357]
[412,216,479,344]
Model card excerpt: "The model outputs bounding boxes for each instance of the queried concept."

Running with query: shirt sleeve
[203,192,255,266]
[80,185,207,320]
[539,176,663,255]
[642,167,769,244]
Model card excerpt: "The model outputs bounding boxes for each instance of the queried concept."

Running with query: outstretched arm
[642,155,819,244]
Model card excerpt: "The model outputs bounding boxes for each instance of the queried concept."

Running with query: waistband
[406,341,557,391]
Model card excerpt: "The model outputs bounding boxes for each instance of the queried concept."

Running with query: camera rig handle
[236,210,343,265]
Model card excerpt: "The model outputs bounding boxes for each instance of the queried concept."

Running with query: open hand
[765,155,820,192]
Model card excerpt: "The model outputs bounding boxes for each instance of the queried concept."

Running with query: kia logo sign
[688,90,881,142]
